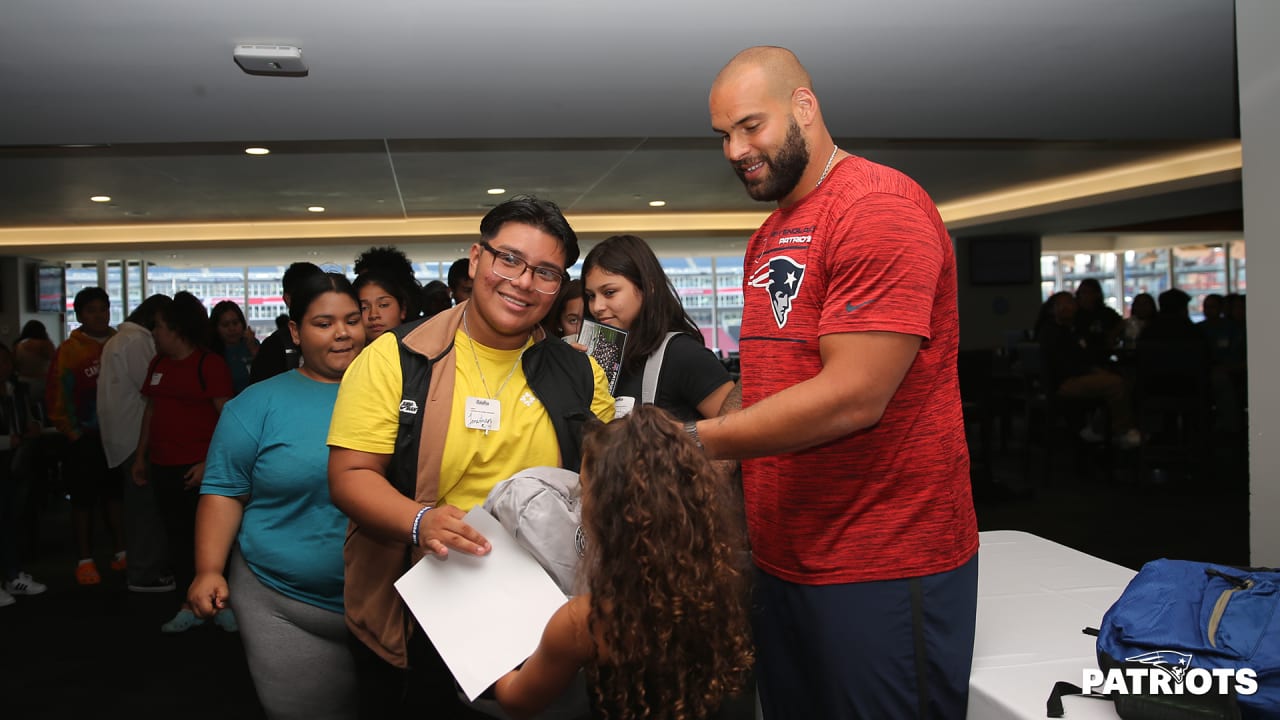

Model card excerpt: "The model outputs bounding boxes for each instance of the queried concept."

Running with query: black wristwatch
[683,420,703,450]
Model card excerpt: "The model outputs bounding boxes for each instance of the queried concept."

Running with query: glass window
[1172,245,1226,322]
[1039,255,1059,301]
[1058,252,1121,311]
[413,261,446,285]
[713,255,744,354]
[1123,249,1170,316]
[1230,241,1246,293]
[63,263,100,335]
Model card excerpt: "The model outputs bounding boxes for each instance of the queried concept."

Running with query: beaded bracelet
[411,505,433,548]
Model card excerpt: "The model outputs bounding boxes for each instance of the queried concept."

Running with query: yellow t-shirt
[328,329,615,509]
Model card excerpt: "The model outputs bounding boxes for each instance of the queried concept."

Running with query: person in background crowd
[98,294,176,593]
[1142,288,1201,343]
[447,257,473,304]
[328,195,615,720]
[419,280,453,319]
[48,287,126,585]
[353,270,410,344]
[1122,292,1157,348]
[1073,278,1123,366]
[14,320,55,414]
[702,46,978,718]
[354,245,422,321]
[1199,293,1224,324]
[495,406,752,719]
[191,273,365,720]
[1039,292,1143,448]
[1,342,47,607]
[132,291,235,633]
[251,262,324,385]
[210,300,259,397]
[540,278,584,342]
[583,235,735,421]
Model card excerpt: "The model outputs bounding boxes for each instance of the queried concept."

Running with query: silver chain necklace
[462,308,526,403]
[815,144,840,188]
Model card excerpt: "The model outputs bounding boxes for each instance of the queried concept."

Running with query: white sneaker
[0,587,14,608]
[6,571,48,596]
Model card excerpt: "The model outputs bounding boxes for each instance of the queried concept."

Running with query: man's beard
[735,117,810,202]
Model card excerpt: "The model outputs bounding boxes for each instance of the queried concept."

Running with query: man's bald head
[712,46,813,103]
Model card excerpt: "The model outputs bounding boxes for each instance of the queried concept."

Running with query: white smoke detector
[233,45,308,75]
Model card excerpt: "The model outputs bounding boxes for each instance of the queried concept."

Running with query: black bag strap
[391,318,440,499]
[523,339,596,473]
[1047,681,1084,718]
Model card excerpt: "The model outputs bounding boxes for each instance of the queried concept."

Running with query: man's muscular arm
[696,331,920,460]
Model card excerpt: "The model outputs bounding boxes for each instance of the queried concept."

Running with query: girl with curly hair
[495,404,753,720]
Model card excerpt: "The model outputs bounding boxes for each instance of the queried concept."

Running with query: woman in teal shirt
[190,272,365,720]
[209,300,259,397]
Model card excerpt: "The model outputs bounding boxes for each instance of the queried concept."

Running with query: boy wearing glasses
[327,195,614,718]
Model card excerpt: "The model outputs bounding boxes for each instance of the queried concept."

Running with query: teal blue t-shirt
[201,370,346,613]
[223,342,255,396]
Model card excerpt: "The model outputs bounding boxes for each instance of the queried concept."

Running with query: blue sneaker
[213,608,239,633]
[160,608,206,633]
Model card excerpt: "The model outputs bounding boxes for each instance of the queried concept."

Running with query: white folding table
[968,530,1138,719]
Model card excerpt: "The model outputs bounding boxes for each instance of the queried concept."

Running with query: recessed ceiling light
[649,200,666,207]
[307,206,325,213]
[486,188,506,195]
[90,195,111,203]
[245,147,270,156]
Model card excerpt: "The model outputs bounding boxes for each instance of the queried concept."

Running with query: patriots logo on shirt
[749,255,806,328]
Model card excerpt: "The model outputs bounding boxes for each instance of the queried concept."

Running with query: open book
[577,318,628,394]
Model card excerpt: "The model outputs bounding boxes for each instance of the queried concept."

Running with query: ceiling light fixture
[90,195,111,203]
[233,45,308,76]
[307,206,326,213]
[244,147,270,156]
[938,140,1242,229]
[487,188,506,195]
[649,200,667,207]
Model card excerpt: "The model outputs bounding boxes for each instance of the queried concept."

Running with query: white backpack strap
[642,332,680,405]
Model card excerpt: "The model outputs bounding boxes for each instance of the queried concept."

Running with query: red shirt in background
[141,350,233,466]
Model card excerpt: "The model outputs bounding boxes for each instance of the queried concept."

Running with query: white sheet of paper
[394,506,569,701]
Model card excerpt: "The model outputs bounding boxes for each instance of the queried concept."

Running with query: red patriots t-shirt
[739,155,978,585]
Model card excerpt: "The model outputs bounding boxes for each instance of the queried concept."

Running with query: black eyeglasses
[479,241,566,295]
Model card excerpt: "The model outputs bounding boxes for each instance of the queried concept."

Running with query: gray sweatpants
[228,546,357,720]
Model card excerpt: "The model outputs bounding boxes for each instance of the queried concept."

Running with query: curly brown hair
[580,405,753,719]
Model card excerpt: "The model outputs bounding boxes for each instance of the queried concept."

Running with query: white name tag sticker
[464,396,500,432]
[614,396,635,418]
[150,373,163,386]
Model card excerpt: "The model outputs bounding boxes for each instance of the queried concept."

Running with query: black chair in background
[1011,341,1112,485]
[1133,338,1211,484]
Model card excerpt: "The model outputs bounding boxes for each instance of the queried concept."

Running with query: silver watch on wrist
[683,420,703,450]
